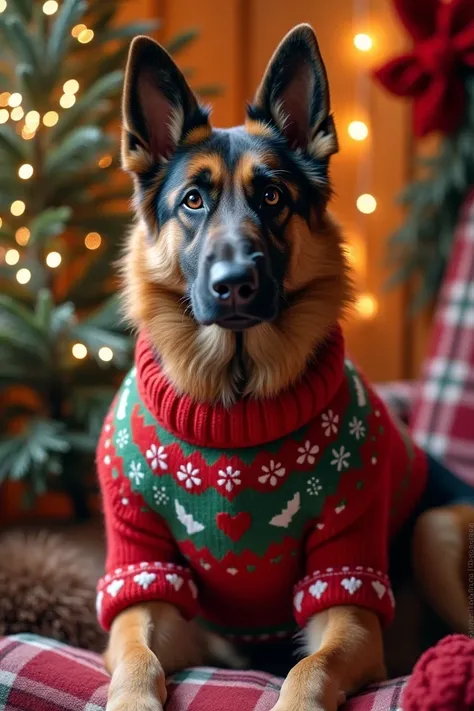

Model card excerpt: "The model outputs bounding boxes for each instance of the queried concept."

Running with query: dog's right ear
[122,36,210,174]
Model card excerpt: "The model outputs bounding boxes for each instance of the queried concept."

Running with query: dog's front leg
[272,606,386,711]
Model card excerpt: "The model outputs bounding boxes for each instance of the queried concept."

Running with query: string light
[0,109,8,124]
[10,200,26,216]
[8,93,22,108]
[354,33,373,51]
[99,347,114,362]
[356,293,378,319]
[46,251,62,268]
[78,28,94,44]
[16,268,31,284]
[59,94,76,109]
[0,0,7,13]
[63,79,79,94]
[5,249,20,266]
[348,120,369,141]
[356,193,377,214]
[18,163,34,180]
[43,111,59,127]
[25,110,40,127]
[42,0,58,14]
[98,155,112,169]
[0,92,10,106]
[71,23,86,38]
[72,343,88,359]
[84,231,102,250]
[15,227,30,246]
[0,217,2,227]
[21,126,36,140]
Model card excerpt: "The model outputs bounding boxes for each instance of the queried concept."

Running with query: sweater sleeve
[96,418,198,631]
[293,492,395,629]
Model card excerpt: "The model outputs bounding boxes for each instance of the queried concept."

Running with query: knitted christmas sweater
[96,327,427,641]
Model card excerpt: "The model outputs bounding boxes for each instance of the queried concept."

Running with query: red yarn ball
[403,635,474,711]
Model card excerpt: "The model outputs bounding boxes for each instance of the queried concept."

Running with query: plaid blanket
[411,189,474,485]
[0,634,408,711]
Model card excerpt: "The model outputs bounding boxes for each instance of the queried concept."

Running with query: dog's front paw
[271,659,346,711]
[106,695,164,711]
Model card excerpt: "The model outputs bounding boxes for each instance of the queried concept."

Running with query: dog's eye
[183,190,204,210]
[263,186,281,208]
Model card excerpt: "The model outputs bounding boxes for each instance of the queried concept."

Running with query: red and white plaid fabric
[0,634,408,711]
[410,189,474,485]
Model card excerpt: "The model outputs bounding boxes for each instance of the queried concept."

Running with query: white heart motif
[316,523,325,530]
[341,577,362,595]
[226,568,238,576]
[335,504,346,514]
[96,591,104,616]
[294,591,304,613]
[189,580,198,599]
[166,573,183,591]
[309,581,328,600]
[372,580,386,600]
[106,579,124,597]
[133,572,156,590]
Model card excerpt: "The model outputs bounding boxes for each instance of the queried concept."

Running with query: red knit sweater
[96,327,427,641]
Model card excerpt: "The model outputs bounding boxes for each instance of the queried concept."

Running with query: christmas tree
[0,0,216,517]
[374,0,474,311]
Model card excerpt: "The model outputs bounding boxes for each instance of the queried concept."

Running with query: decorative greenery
[0,0,217,516]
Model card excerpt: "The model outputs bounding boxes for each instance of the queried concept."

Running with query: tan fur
[185,153,226,185]
[244,117,276,139]
[182,124,213,146]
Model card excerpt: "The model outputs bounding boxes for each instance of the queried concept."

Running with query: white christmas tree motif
[217,466,241,492]
[116,428,129,449]
[258,460,286,486]
[146,443,168,471]
[152,485,169,506]
[177,462,201,489]
[129,461,144,486]
[306,477,323,496]
[330,446,351,472]
[348,417,366,441]
[321,410,339,436]
[297,440,320,465]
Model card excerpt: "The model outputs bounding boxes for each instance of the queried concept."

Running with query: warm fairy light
[21,126,36,140]
[98,155,112,169]
[72,343,88,359]
[354,33,373,51]
[348,120,369,141]
[0,109,8,124]
[99,347,114,362]
[43,111,59,127]
[63,79,79,95]
[0,217,2,227]
[78,28,94,44]
[0,0,7,13]
[71,23,86,38]
[15,227,30,246]
[0,92,10,106]
[84,231,102,250]
[18,163,34,180]
[5,249,20,266]
[42,0,58,14]
[10,106,24,121]
[16,268,31,284]
[46,251,62,268]
[59,93,76,109]
[356,293,378,319]
[356,193,377,214]
[8,93,22,108]
[25,110,40,127]
[10,200,26,216]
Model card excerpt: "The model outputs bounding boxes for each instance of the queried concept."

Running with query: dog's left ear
[249,24,338,159]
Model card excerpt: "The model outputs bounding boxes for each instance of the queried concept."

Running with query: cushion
[0,634,408,711]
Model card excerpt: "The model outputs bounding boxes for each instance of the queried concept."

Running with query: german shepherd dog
[102,24,474,711]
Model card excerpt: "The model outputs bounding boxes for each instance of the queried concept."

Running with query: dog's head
[121,25,352,403]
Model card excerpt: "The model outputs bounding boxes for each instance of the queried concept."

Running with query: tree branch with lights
[0,0,218,516]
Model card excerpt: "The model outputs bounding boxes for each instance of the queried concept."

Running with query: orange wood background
[119,0,420,383]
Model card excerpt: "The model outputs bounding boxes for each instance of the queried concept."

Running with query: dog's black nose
[209,260,259,305]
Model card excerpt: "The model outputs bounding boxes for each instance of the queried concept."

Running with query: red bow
[374,0,474,137]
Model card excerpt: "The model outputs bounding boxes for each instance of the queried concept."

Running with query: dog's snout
[209,260,259,305]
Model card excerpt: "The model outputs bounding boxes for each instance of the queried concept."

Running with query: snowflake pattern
[116,428,129,449]
[153,484,169,506]
[146,443,168,471]
[258,460,286,487]
[177,462,202,489]
[348,417,366,441]
[128,461,144,485]
[330,446,351,472]
[321,410,339,437]
[306,477,323,496]
[297,440,320,465]
[217,466,242,492]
